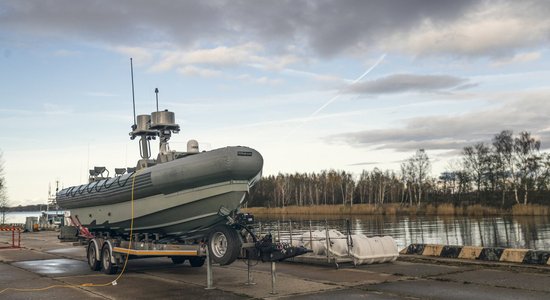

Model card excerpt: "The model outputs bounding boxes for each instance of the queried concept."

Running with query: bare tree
[401,149,431,206]
[514,132,541,205]
[414,149,431,206]
[463,143,491,201]
[0,152,9,224]
[401,161,415,206]
[493,130,515,205]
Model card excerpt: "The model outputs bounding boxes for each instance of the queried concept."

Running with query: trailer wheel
[101,244,118,275]
[170,256,186,264]
[87,242,101,271]
[207,225,241,265]
[189,256,206,267]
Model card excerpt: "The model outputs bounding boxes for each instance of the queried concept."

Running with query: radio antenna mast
[155,88,159,112]
[130,58,137,129]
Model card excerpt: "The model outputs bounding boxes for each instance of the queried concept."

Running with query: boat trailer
[81,212,310,293]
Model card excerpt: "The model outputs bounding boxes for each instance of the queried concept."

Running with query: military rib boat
[56,108,263,238]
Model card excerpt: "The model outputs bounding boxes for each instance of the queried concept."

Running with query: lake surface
[4,211,549,251]
[254,215,550,251]
[2,211,43,224]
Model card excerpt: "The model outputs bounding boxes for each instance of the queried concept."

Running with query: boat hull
[56,146,263,237]
[70,181,250,236]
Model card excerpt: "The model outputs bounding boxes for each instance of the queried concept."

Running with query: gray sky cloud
[347,74,470,94]
[1,0,548,60]
[329,90,550,152]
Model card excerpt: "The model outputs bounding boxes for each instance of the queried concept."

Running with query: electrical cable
[0,169,140,295]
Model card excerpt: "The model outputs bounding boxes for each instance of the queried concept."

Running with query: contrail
[308,53,386,119]
[283,53,386,139]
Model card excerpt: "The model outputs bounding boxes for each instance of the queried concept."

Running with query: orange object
[0,226,21,249]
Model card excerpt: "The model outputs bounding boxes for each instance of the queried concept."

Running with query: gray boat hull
[70,181,250,236]
[57,146,263,237]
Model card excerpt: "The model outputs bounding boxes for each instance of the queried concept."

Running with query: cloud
[236,74,282,85]
[150,43,264,72]
[3,0,549,61]
[383,2,550,58]
[347,74,471,94]
[329,90,550,152]
[112,46,153,64]
[177,65,222,78]
[491,51,542,67]
[183,43,263,66]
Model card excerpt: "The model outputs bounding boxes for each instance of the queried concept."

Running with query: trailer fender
[90,239,101,262]
[102,239,117,265]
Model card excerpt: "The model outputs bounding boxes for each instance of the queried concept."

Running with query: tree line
[0,152,9,223]
[249,130,550,208]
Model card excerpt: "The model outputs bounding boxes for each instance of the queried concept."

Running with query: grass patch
[511,204,550,216]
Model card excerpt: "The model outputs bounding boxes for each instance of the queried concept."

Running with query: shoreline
[243,203,550,217]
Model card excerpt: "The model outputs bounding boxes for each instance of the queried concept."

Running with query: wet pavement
[1,231,550,299]
[13,258,93,276]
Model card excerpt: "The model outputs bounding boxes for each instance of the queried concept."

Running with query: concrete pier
[1,231,550,299]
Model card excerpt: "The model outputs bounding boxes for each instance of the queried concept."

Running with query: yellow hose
[0,170,140,294]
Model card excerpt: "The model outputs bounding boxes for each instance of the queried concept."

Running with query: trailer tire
[101,244,118,275]
[207,225,241,266]
[189,256,206,267]
[87,242,101,271]
[170,256,186,264]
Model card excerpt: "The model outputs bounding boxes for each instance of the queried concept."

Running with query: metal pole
[309,220,313,250]
[205,246,214,290]
[154,88,159,112]
[258,221,262,237]
[346,219,351,258]
[289,219,293,245]
[130,58,137,127]
[277,220,281,242]
[270,261,277,295]
[245,252,256,286]
[325,220,330,263]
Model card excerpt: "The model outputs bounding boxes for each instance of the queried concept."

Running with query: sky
[1,0,550,206]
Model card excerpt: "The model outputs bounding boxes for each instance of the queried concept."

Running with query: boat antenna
[130,58,137,130]
[155,88,159,112]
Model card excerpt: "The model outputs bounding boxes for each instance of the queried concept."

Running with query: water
[2,211,42,224]
[3,211,549,251]
[255,215,550,251]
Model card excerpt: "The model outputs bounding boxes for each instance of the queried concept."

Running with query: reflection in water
[255,215,550,250]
